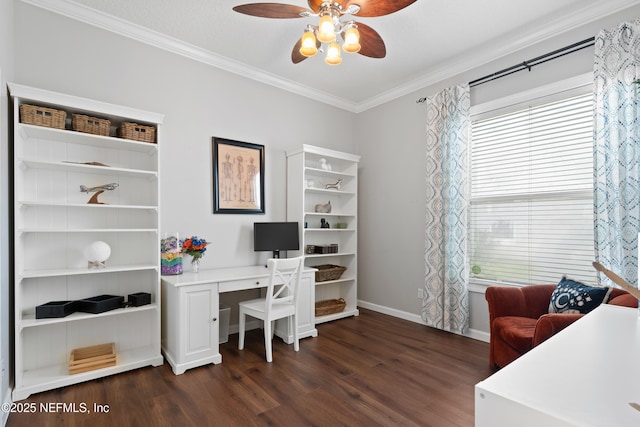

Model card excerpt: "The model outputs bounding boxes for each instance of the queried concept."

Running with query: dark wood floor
[7,308,494,427]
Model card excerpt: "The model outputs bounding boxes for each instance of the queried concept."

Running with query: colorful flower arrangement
[181,236,208,262]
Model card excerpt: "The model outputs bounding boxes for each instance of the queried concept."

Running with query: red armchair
[485,284,637,368]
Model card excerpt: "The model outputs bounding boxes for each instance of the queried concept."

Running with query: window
[469,89,595,285]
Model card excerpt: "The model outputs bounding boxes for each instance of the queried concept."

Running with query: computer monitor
[253,222,299,259]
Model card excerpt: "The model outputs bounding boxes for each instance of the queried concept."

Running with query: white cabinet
[9,83,164,400]
[287,145,360,323]
[161,266,317,374]
[161,281,220,375]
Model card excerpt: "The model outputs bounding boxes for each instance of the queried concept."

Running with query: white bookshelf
[286,145,360,323]
[9,83,164,400]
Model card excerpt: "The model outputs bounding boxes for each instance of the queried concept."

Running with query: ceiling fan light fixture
[342,24,361,53]
[317,13,336,43]
[325,41,342,65]
[299,29,318,57]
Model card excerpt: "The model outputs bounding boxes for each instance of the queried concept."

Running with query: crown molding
[20,0,360,112]
[355,0,640,112]
[20,0,640,114]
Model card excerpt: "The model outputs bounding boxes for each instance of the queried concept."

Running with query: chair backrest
[265,257,304,310]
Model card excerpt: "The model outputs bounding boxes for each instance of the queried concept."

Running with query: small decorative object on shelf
[181,236,208,273]
[325,179,343,190]
[127,292,151,307]
[80,182,119,204]
[318,158,332,171]
[320,218,330,228]
[313,244,338,254]
[161,234,183,275]
[85,241,111,268]
[315,200,332,213]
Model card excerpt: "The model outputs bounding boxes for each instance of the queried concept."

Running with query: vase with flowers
[181,236,208,273]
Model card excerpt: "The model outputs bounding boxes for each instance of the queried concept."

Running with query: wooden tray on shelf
[69,343,116,374]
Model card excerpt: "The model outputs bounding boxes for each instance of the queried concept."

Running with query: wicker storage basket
[118,122,156,143]
[315,298,346,316]
[20,104,66,129]
[312,264,347,282]
[72,114,110,136]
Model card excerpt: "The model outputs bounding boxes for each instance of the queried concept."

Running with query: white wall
[355,4,640,338]
[0,0,14,422]
[13,4,356,271]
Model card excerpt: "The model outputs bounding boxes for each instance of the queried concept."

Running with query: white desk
[475,304,640,426]
[161,265,318,374]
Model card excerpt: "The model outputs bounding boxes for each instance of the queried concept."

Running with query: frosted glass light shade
[85,241,111,267]
[300,30,318,57]
[325,42,342,65]
[342,26,361,53]
[317,14,336,43]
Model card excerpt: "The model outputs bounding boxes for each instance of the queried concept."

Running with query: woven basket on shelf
[117,122,156,143]
[315,298,346,316]
[312,264,347,282]
[20,104,66,129]
[72,114,110,136]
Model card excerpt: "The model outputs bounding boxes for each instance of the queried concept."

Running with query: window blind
[470,93,595,285]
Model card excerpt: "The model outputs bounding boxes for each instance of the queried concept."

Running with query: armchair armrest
[533,313,584,347]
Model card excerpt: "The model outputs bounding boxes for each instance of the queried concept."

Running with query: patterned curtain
[594,20,640,287]
[423,84,470,334]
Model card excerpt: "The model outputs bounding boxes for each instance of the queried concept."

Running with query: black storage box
[36,300,77,319]
[77,295,124,314]
[128,292,151,307]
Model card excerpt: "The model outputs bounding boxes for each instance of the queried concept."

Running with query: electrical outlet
[417,288,424,299]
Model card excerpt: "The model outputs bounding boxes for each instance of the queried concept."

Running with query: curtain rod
[416,37,596,104]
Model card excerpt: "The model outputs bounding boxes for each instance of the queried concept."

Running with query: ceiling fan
[233,0,416,65]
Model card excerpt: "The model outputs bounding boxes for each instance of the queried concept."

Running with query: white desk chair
[238,256,304,362]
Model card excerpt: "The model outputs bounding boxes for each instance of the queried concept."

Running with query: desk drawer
[218,277,267,293]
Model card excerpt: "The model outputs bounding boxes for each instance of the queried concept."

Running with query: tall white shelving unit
[9,83,164,400]
[286,145,360,323]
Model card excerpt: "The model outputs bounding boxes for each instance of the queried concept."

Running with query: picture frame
[212,137,265,214]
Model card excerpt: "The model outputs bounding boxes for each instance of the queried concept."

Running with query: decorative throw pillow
[548,277,612,314]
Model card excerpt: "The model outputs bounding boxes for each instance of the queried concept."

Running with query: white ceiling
[25,0,640,112]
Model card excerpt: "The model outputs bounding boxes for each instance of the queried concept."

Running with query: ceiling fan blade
[307,0,324,13]
[354,22,386,58]
[346,0,416,17]
[291,37,321,63]
[233,3,311,18]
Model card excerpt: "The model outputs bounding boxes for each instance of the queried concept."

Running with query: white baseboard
[357,299,490,343]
